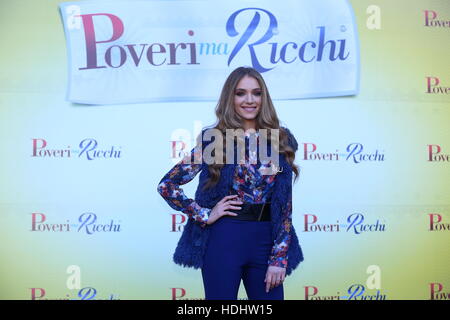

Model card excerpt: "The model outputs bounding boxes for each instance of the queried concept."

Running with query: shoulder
[280,126,298,152]
[196,127,216,145]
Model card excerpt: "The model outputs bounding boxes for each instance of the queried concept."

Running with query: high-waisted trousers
[201,217,284,300]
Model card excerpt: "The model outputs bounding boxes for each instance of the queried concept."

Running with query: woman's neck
[243,120,256,133]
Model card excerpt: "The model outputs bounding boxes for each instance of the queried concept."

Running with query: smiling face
[233,75,262,130]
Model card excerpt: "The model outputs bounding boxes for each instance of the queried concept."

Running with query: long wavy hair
[199,66,300,190]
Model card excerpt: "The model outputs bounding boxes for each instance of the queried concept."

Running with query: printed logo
[302,143,385,163]
[31,138,122,160]
[170,288,204,301]
[304,284,387,300]
[171,214,186,232]
[30,212,122,235]
[423,10,450,28]
[74,10,351,72]
[428,213,449,231]
[170,288,248,301]
[427,144,450,161]
[303,213,386,234]
[429,283,449,300]
[425,77,450,95]
[30,287,119,300]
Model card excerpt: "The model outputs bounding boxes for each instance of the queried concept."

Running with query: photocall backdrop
[0,0,448,300]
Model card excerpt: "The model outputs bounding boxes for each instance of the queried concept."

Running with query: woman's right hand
[206,195,243,225]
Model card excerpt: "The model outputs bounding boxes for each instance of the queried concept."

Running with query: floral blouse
[157,131,292,268]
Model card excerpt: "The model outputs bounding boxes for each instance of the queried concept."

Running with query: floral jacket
[157,130,292,268]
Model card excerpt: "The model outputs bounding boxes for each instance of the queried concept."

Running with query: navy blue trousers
[201,217,284,300]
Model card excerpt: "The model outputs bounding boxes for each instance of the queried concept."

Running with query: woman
[157,66,304,300]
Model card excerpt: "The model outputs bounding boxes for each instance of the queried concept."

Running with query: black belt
[225,202,271,221]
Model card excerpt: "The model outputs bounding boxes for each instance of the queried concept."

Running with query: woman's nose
[245,93,254,103]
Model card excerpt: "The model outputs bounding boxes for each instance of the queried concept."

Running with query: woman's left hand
[264,266,286,292]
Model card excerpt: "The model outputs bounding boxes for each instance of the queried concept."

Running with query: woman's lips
[241,106,257,112]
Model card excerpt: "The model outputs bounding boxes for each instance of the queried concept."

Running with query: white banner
[59,0,360,104]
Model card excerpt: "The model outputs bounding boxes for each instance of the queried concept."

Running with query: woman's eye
[235,92,261,96]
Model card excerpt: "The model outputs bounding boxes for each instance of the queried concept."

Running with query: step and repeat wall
[0,0,448,300]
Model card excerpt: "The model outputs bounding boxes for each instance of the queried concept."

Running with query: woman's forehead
[235,77,261,90]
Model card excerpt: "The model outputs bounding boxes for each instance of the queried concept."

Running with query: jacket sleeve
[157,144,211,228]
[268,186,292,268]
[268,126,297,268]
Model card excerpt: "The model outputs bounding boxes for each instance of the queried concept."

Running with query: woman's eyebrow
[235,88,262,91]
